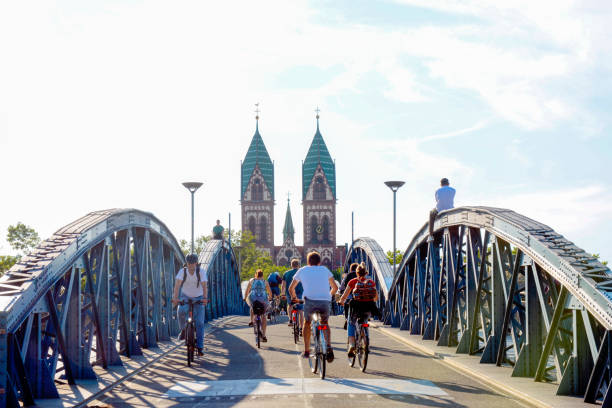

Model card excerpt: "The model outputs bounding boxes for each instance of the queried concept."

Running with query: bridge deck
[80,315,533,408]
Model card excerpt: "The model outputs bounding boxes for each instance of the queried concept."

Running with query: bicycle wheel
[309,327,318,374]
[318,329,326,379]
[348,338,356,367]
[357,327,369,372]
[293,316,299,344]
[256,317,261,349]
[186,324,195,367]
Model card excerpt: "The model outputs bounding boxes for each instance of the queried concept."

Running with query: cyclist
[289,251,338,362]
[171,253,209,356]
[267,270,282,315]
[282,259,304,330]
[338,263,378,358]
[244,269,273,342]
[338,263,359,329]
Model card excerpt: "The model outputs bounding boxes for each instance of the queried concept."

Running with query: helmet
[185,253,198,264]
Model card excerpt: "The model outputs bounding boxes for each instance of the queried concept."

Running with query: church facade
[240,113,345,270]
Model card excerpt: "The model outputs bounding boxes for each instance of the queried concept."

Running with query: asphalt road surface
[92,315,528,408]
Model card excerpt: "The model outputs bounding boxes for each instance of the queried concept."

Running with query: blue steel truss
[347,207,612,407]
[0,209,244,406]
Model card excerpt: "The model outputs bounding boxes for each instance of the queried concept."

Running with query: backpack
[268,272,281,287]
[352,278,377,302]
[179,266,202,293]
[250,279,267,301]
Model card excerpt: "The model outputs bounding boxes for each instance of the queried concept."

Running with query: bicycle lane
[92,315,530,408]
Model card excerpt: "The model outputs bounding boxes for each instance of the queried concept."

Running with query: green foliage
[0,255,19,275]
[7,222,40,255]
[332,267,343,282]
[386,249,403,266]
[1,222,40,277]
[179,234,212,256]
[593,253,609,266]
[232,230,284,281]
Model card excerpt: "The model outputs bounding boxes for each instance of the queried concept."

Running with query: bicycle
[252,301,266,349]
[348,312,370,372]
[268,296,279,324]
[308,310,329,379]
[178,299,204,367]
[289,300,302,344]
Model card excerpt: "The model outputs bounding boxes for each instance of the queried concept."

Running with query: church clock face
[315,224,323,234]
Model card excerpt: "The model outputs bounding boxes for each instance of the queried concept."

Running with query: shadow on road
[100,320,266,407]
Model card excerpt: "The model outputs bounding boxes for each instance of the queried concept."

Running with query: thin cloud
[419,120,488,142]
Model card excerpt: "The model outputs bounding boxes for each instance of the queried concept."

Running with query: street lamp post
[182,182,203,254]
[384,181,405,273]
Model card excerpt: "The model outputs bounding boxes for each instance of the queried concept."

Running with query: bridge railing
[0,209,243,407]
[347,206,612,406]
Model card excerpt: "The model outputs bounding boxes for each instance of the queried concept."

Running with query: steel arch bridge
[0,209,243,407]
[346,206,612,406]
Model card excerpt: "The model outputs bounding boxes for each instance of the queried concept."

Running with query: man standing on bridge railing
[212,220,224,240]
[429,178,456,239]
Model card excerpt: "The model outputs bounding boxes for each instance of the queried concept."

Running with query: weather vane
[255,103,260,120]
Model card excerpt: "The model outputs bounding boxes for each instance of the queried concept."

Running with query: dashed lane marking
[164,378,448,398]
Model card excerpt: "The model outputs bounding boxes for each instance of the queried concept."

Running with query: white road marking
[164,378,448,398]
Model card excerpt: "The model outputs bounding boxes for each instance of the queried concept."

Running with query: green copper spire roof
[282,198,295,242]
[302,116,335,199]
[241,119,274,199]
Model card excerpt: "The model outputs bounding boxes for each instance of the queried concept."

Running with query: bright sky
[1,1,611,263]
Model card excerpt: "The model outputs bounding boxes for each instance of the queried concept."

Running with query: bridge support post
[513,263,545,377]
[0,312,7,407]
[585,330,612,404]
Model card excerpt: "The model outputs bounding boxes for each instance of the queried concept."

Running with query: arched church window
[322,215,330,244]
[310,215,319,244]
[248,216,256,237]
[259,216,268,243]
[253,179,263,201]
[314,176,326,200]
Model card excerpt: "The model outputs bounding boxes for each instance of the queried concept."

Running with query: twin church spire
[240,107,337,267]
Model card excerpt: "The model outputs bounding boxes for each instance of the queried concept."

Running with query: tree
[7,222,40,255]
[386,249,403,266]
[179,234,212,256]
[593,254,609,266]
[1,222,41,276]
[0,255,19,275]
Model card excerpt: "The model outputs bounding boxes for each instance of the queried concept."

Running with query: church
[240,110,345,269]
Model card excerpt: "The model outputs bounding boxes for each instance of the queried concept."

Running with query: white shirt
[293,265,333,301]
[435,186,456,212]
[176,267,208,298]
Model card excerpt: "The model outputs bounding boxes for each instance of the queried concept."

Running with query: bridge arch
[349,206,612,405]
[0,209,243,406]
[343,237,394,313]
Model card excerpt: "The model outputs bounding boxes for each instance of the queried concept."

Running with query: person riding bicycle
[338,263,378,358]
[267,270,282,305]
[172,253,209,356]
[338,262,359,329]
[244,269,273,342]
[289,251,338,362]
[282,259,304,330]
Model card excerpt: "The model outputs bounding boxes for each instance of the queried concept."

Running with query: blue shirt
[435,186,456,212]
[283,268,303,298]
[268,271,282,288]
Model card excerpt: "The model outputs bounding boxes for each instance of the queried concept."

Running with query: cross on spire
[255,103,260,120]
[315,106,320,119]
[287,191,291,202]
